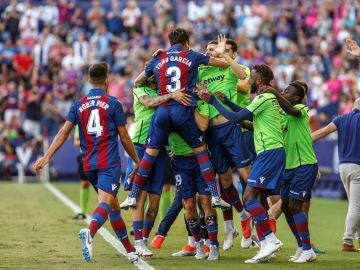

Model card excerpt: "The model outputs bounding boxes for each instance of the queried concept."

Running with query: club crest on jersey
[259,176,266,184]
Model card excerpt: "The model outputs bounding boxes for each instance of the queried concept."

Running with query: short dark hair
[292,80,308,93]
[168,28,190,46]
[289,81,306,101]
[207,40,218,46]
[89,62,109,85]
[226,39,237,53]
[253,64,274,85]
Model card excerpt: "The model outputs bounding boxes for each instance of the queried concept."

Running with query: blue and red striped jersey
[145,44,210,107]
[67,88,126,172]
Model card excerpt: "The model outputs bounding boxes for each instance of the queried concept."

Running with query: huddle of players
[121,28,318,264]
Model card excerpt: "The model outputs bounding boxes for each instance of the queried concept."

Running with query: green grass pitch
[0,182,359,270]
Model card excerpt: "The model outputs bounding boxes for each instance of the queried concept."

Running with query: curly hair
[253,64,274,85]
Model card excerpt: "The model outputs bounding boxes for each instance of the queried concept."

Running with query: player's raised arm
[214,34,246,80]
[262,86,301,117]
[33,120,74,171]
[311,123,337,142]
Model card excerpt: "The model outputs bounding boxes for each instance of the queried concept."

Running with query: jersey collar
[89,88,106,95]
[169,44,184,51]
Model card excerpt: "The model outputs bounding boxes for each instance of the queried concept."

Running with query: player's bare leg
[184,197,207,260]
[199,195,220,260]
[132,190,153,257]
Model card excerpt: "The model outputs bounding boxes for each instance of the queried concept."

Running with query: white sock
[224,220,234,232]
[239,209,250,220]
[188,236,195,247]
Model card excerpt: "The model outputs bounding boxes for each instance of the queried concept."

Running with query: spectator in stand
[12,47,34,88]
[23,88,41,137]
[3,80,20,125]
[62,47,85,71]
[86,0,105,31]
[106,0,123,36]
[3,2,20,43]
[41,92,62,137]
[122,0,142,38]
[73,32,89,64]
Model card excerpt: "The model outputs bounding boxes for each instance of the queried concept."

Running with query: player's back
[146,44,209,107]
[72,89,125,172]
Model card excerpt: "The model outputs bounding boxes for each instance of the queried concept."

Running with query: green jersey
[198,65,238,119]
[169,101,210,155]
[280,104,317,169]
[74,125,79,140]
[246,93,283,154]
[132,86,157,145]
[237,65,251,108]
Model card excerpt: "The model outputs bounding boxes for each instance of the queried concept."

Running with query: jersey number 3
[166,66,181,93]
[87,109,103,137]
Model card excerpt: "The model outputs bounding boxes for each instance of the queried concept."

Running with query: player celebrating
[196,64,284,263]
[125,73,190,257]
[120,28,231,209]
[167,98,220,260]
[201,38,252,250]
[33,62,140,263]
[266,82,318,262]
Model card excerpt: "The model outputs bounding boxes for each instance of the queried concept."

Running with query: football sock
[89,202,110,238]
[195,149,218,197]
[80,187,89,214]
[142,220,154,239]
[109,210,135,253]
[245,199,272,238]
[293,212,311,250]
[132,220,144,241]
[130,153,157,198]
[187,218,201,242]
[285,213,302,247]
[206,215,219,247]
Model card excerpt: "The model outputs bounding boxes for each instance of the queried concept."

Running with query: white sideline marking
[45,183,154,270]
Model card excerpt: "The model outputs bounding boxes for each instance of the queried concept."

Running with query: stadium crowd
[0,0,360,177]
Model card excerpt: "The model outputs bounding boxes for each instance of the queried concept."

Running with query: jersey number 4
[166,66,181,93]
[87,109,103,137]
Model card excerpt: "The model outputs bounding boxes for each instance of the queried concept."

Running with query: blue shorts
[124,144,168,195]
[205,121,251,174]
[242,129,256,162]
[248,148,285,194]
[280,164,318,200]
[171,155,210,199]
[147,105,204,149]
[85,166,122,196]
